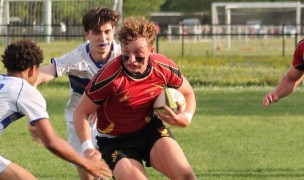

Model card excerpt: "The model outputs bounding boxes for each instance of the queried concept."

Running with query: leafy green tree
[123,0,165,18]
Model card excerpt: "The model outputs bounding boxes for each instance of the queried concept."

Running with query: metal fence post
[282,24,285,57]
[182,24,184,57]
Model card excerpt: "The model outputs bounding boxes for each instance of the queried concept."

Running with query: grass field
[1,41,304,179]
[1,84,304,179]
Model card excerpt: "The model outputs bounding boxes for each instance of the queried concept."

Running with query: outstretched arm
[74,93,100,156]
[35,64,56,86]
[33,119,112,179]
[263,66,304,108]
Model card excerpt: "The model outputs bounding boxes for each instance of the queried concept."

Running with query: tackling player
[74,17,197,179]
[35,7,120,180]
[0,40,112,180]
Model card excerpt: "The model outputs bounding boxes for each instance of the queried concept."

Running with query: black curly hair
[1,40,43,72]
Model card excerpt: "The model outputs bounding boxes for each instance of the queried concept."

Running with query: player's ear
[28,66,35,77]
[150,47,155,53]
[84,31,89,40]
[28,65,38,77]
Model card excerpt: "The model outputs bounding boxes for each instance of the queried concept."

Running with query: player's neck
[7,71,24,78]
[91,51,111,63]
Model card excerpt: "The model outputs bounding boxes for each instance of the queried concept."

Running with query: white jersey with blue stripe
[51,41,121,122]
[0,75,49,135]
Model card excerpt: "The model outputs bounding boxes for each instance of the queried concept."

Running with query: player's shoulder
[18,80,46,104]
[62,42,88,57]
[1,77,37,96]
[106,55,122,67]
[71,42,89,56]
[295,39,304,49]
[150,53,178,68]
[52,42,89,64]
[96,56,123,77]
[151,53,174,63]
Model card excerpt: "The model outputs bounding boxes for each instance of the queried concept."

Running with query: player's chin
[124,64,140,73]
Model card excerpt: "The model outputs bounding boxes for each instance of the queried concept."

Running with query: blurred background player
[263,39,304,108]
[0,40,112,180]
[74,17,197,179]
[35,7,120,180]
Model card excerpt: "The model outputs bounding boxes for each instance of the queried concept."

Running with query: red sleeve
[292,41,304,70]
[151,54,183,88]
[85,57,122,104]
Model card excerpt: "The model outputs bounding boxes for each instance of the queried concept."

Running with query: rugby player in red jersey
[74,17,197,180]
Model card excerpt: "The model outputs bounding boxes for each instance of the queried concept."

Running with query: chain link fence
[0,0,119,44]
[0,0,301,58]
[0,24,300,58]
[156,24,301,57]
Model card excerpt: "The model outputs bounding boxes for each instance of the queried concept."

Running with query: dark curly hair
[1,40,43,72]
[82,7,120,32]
[118,17,157,47]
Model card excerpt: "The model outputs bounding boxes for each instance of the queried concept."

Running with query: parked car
[33,22,66,35]
[181,18,202,35]
[284,25,296,37]
[246,20,261,35]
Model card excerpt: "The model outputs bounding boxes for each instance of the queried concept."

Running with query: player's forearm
[179,77,196,115]
[273,76,298,100]
[45,136,91,169]
[183,91,196,115]
[73,112,92,143]
[36,64,56,86]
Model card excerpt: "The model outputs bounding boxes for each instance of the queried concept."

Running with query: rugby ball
[153,87,186,114]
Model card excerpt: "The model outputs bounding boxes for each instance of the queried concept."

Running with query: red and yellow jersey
[292,40,304,70]
[85,53,183,136]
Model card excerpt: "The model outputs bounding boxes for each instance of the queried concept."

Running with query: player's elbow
[182,121,191,127]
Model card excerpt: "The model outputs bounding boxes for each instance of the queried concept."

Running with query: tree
[123,0,165,18]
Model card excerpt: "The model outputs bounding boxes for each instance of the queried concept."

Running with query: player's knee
[170,166,196,180]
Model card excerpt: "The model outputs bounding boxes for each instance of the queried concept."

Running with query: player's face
[121,37,152,75]
[85,22,114,61]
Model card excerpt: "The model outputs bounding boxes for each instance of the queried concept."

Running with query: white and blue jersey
[0,74,49,172]
[0,75,49,135]
[51,41,121,157]
[51,41,121,122]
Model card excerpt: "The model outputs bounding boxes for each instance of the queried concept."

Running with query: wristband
[81,139,94,153]
[185,112,193,123]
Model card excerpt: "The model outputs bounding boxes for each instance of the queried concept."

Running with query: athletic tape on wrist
[81,139,94,153]
[185,112,193,123]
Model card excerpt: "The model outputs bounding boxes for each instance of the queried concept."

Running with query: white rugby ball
[153,87,186,114]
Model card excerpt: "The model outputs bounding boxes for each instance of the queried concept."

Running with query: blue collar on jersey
[86,43,113,69]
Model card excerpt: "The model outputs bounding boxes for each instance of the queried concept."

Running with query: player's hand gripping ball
[153,87,186,114]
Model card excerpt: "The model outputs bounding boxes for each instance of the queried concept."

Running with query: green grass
[157,37,297,57]
[0,40,293,87]
[0,41,303,179]
[1,85,304,179]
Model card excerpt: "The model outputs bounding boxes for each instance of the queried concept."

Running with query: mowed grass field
[1,85,304,179]
[1,41,304,179]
